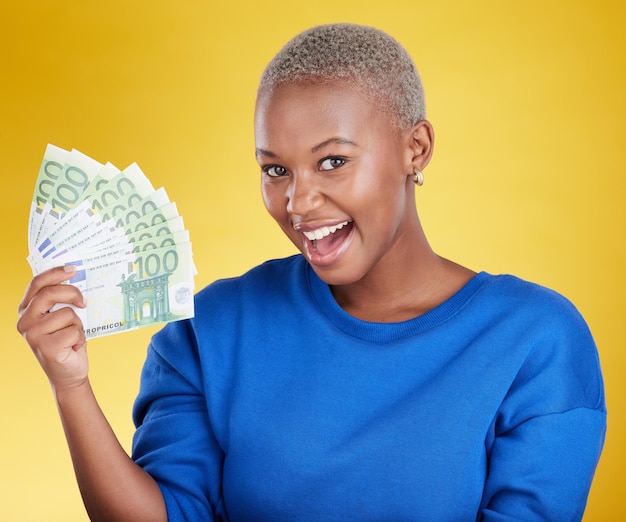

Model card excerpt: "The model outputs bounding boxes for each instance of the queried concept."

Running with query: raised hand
[17,265,88,390]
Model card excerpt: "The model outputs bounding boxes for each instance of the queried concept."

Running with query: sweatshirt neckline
[305,262,490,343]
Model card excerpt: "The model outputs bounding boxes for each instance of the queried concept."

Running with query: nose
[286,172,324,216]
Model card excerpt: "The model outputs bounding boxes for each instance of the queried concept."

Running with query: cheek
[355,157,406,204]
[261,182,287,221]
[355,158,409,227]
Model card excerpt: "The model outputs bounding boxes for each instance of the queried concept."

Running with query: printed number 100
[136,249,179,279]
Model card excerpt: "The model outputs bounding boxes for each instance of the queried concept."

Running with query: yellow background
[1,1,624,520]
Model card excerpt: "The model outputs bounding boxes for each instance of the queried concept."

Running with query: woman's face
[255,81,421,286]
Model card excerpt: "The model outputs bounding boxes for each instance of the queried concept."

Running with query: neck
[330,224,475,323]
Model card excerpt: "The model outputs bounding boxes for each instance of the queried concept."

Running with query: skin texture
[256,81,474,322]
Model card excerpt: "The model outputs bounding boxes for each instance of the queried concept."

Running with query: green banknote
[29,144,69,251]
[47,148,104,220]
[29,144,195,338]
[55,242,195,339]
[35,149,104,250]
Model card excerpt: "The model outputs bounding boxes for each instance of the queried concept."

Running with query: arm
[480,408,606,521]
[17,266,167,522]
[131,316,226,521]
[478,297,607,521]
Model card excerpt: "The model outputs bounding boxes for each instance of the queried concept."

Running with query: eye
[319,157,346,171]
[263,165,288,177]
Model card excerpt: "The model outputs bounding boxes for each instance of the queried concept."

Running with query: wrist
[52,378,93,406]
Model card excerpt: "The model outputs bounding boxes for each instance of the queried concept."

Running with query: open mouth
[301,220,354,260]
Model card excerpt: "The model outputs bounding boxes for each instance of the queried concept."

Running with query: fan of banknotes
[28,144,195,339]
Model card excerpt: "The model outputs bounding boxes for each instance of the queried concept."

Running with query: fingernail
[64,264,77,274]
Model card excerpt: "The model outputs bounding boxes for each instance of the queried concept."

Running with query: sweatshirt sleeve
[479,291,607,521]
[131,319,224,521]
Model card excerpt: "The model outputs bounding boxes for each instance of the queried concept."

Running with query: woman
[17,23,605,521]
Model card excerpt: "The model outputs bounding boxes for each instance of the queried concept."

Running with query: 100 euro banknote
[29,144,195,339]
[48,243,195,339]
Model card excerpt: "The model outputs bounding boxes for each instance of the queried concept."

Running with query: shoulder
[136,256,306,396]
[474,273,606,421]
[147,255,307,357]
[475,273,592,338]
[479,272,576,307]
[195,254,305,305]
[476,272,599,368]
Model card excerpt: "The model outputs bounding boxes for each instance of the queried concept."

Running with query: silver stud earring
[413,168,424,186]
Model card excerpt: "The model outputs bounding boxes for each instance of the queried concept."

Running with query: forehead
[254,81,392,145]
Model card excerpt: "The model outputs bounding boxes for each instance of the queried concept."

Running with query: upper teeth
[303,221,350,241]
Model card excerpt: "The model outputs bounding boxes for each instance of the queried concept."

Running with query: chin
[307,261,365,287]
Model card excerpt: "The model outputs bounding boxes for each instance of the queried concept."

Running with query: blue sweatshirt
[132,255,606,521]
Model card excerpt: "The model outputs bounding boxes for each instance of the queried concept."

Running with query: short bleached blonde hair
[258,23,426,130]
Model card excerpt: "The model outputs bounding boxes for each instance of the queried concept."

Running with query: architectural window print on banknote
[28,144,195,339]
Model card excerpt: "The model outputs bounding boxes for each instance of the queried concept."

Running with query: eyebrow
[255,147,276,158]
[255,137,358,159]
[311,137,358,153]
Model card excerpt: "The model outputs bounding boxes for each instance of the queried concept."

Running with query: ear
[406,120,434,173]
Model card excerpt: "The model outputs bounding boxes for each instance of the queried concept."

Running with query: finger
[19,265,79,313]
[27,284,86,317]
[17,288,85,339]
[18,266,86,316]
[30,322,88,384]
[21,306,84,351]
[42,321,86,353]
[40,305,84,335]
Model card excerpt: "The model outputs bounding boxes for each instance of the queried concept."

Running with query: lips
[298,220,354,262]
